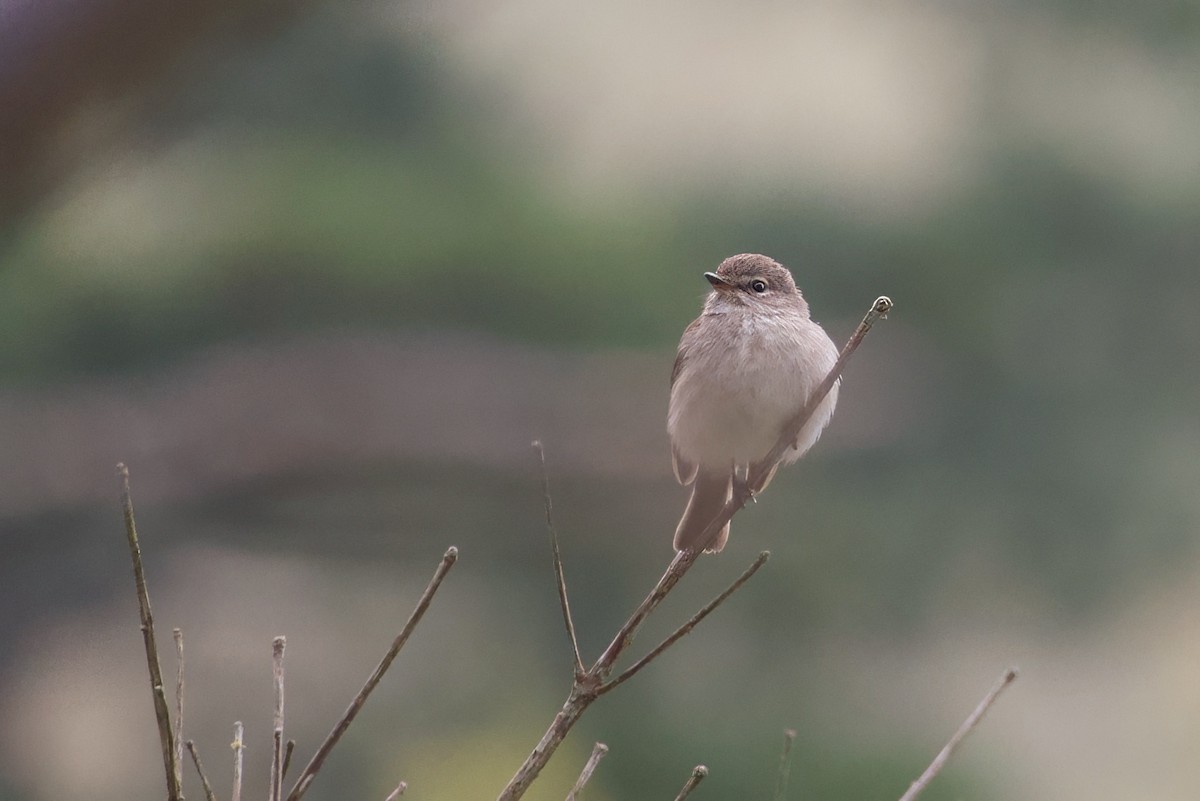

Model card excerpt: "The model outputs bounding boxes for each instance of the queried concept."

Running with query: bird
[668,253,840,553]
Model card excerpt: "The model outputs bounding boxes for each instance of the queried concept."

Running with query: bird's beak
[704,272,732,291]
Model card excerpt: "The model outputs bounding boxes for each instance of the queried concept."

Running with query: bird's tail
[673,468,733,553]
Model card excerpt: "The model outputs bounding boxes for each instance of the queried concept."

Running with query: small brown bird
[668,254,840,553]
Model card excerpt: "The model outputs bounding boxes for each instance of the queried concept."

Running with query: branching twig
[231,721,245,801]
[119,463,182,801]
[773,728,797,801]
[383,781,408,801]
[565,742,609,801]
[271,636,287,801]
[185,740,217,801]
[533,440,586,679]
[497,295,891,801]
[173,628,185,794]
[286,547,459,801]
[897,668,1018,801]
[600,551,770,694]
[673,765,708,801]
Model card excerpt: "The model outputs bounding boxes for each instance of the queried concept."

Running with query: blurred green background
[3,1,1200,799]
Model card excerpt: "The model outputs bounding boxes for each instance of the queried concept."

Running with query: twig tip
[783,727,797,740]
[693,765,708,778]
[874,295,894,315]
[444,546,459,561]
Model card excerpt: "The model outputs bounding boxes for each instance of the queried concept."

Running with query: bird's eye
[750,279,768,293]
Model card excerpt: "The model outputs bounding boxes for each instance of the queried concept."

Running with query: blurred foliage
[3,2,1200,800]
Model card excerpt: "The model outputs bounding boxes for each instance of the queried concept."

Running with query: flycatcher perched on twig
[668,254,840,553]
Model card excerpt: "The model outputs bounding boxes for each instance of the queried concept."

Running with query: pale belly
[668,314,838,468]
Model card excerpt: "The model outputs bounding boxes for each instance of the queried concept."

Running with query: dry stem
[383,781,408,801]
[534,440,585,679]
[673,766,708,801]
[773,728,797,801]
[286,547,459,801]
[231,721,245,801]
[119,463,182,801]
[173,628,185,794]
[565,742,609,801]
[185,740,217,801]
[271,636,287,801]
[281,740,296,785]
[898,668,1018,801]
[600,551,770,694]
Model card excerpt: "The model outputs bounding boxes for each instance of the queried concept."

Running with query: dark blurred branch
[673,765,708,801]
[565,742,609,801]
[0,0,311,225]
[533,440,586,679]
[497,295,890,801]
[898,668,1018,801]
[119,463,182,801]
[773,728,797,801]
[286,547,459,801]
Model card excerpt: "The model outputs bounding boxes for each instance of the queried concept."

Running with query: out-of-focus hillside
[2,2,1199,800]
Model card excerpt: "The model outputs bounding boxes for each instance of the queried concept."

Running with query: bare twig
[231,721,245,801]
[533,440,586,679]
[281,740,296,785]
[773,729,797,801]
[286,547,459,801]
[185,740,217,801]
[601,551,770,694]
[383,782,408,801]
[898,668,1018,801]
[173,628,185,794]
[271,636,287,801]
[498,295,891,801]
[673,765,708,801]
[118,463,182,801]
[565,742,609,801]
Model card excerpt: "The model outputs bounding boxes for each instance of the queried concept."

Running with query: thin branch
[281,740,296,785]
[185,740,217,801]
[173,628,185,794]
[601,551,770,694]
[533,440,586,679]
[565,742,609,801]
[691,296,894,553]
[591,548,696,677]
[673,766,708,801]
[286,547,460,801]
[271,636,287,801]
[497,295,891,801]
[773,729,797,801]
[897,668,1018,801]
[231,721,245,801]
[118,463,182,801]
[383,782,408,801]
